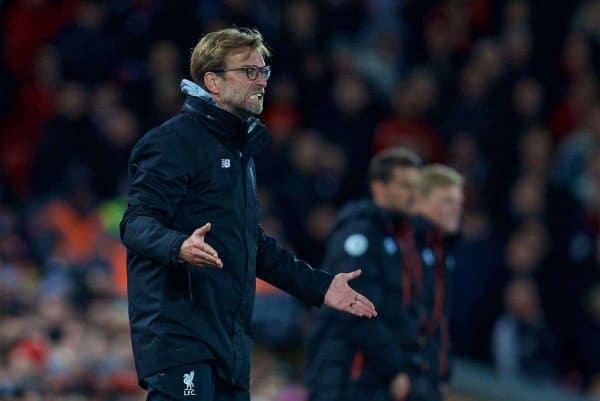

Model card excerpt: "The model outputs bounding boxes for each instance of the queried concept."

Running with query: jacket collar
[333,199,409,235]
[180,79,271,157]
[411,215,462,246]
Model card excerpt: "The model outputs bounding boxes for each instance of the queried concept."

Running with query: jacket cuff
[169,232,189,267]
[314,271,334,306]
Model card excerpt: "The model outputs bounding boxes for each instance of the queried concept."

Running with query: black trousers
[145,361,250,401]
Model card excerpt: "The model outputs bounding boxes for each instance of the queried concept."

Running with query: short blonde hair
[190,27,271,88]
[420,164,464,196]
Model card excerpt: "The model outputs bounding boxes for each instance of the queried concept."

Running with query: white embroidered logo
[383,237,397,254]
[221,158,231,168]
[183,370,195,396]
[344,233,369,257]
[422,248,435,267]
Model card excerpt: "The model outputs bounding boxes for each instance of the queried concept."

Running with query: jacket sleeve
[255,223,333,306]
[119,130,189,267]
[325,224,420,382]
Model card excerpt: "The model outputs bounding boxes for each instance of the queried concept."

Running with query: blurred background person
[410,164,465,400]
[307,148,423,401]
[1,0,599,399]
[492,277,558,383]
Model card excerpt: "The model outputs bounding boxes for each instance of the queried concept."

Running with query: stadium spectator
[1,0,599,399]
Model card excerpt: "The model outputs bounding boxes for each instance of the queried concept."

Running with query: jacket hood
[181,78,217,104]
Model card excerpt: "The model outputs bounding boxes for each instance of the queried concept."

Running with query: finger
[344,269,362,281]
[348,303,367,318]
[194,257,223,268]
[354,292,376,311]
[347,295,376,317]
[191,250,222,268]
[196,253,223,267]
[193,242,219,258]
[354,299,377,317]
[194,222,212,237]
[352,302,376,318]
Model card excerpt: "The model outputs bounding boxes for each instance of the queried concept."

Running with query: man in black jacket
[410,164,464,401]
[120,27,376,401]
[307,147,424,401]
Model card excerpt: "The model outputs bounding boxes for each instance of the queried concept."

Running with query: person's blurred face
[213,48,268,118]
[149,41,179,75]
[506,278,540,323]
[419,184,464,233]
[372,167,421,215]
[333,75,368,115]
[505,221,547,274]
[510,173,545,218]
[58,83,88,119]
[512,78,543,118]
[291,132,322,174]
[286,0,317,39]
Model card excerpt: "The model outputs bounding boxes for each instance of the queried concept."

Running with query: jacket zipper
[170,173,192,304]
[188,269,193,303]
[232,151,249,378]
[241,151,249,290]
[240,152,250,314]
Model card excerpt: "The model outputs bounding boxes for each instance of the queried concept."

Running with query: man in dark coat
[307,147,423,401]
[120,27,376,401]
[410,164,465,401]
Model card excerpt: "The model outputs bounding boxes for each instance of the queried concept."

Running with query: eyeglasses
[214,65,271,81]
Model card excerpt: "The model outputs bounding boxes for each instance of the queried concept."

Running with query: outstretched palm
[324,269,377,318]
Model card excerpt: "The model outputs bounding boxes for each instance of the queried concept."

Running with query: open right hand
[179,223,223,268]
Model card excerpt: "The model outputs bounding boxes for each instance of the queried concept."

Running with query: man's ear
[203,72,220,95]
[370,180,383,203]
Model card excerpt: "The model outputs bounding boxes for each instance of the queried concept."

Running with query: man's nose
[255,74,268,88]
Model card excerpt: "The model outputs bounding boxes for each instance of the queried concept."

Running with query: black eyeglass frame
[213,65,271,81]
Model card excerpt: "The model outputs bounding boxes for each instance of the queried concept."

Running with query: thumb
[194,222,211,237]
[345,269,362,281]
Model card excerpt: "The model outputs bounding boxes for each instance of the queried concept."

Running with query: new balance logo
[221,158,231,168]
[183,370,195,396]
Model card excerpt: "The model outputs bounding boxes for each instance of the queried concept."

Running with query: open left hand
[323,269,377,318]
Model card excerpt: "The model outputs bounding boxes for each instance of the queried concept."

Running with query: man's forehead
[429,184,464,198]
[391,167,420,180]
[225,47,265,66]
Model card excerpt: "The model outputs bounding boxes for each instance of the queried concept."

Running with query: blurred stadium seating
[1,1,599,400]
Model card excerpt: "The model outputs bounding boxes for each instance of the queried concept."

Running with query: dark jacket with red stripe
[409,216,459,385]
[306,200,427,401]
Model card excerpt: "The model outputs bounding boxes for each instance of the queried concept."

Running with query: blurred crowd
[1,0,600,400]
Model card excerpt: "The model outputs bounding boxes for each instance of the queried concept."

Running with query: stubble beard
[240,96,263,116]
[222,95,263,119]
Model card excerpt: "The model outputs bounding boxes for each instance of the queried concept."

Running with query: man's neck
[373,200,410,221]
